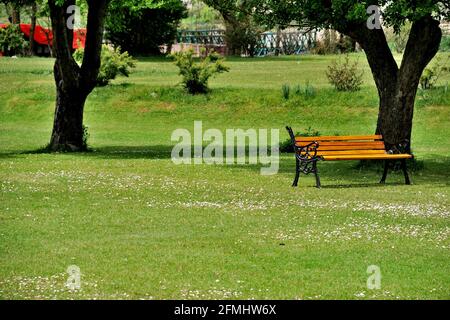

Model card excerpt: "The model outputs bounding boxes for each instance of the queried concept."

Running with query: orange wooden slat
[316,150,386,156]
[322,154,413,161]
[295,135,383,142]
[303,145,386,151]
[296,141,385,147]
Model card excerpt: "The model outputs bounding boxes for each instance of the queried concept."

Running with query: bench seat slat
[295,141,385,147]
[316,150,386,156]
[296,135,383,142]
[322,154,413,161]
[305,145,386,151]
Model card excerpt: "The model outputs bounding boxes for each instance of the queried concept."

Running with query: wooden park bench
[286,126,413,188]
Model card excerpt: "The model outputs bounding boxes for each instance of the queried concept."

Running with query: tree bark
[48,0,109,152]
[29,2,37,55]
[11,3,21,24]
[275,27,282,56]
[345,17,442,152]
[224,19,241,56]
[380,17,442,152]
[49,65,87,151]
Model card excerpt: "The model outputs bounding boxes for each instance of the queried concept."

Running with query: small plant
[420,55,450,90]
[326,55,363,92]
[74,45,136,87]
[172,49,229,94]
[420,68,435,90]
[282,84,290,100]
[303,81,316,97]
[82,125,90,150]
[292,82,316,98]
[0,24,28,56]
[280,127,321,153]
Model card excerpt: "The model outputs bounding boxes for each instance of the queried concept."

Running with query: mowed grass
[0,54,449,300]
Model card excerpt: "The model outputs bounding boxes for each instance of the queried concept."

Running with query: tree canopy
[254,0,449,150]
[105,0,186,55]
[255,0,450,32]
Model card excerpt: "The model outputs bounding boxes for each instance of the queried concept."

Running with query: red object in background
[0,23,86,49]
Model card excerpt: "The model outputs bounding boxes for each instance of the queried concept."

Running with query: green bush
[420,55,450,90]
[326,55,363,92]
[420,68,436,90]
[280,127,321,153]
[74,45,136,87]
[0,24,28,56]
[172,49,229,94]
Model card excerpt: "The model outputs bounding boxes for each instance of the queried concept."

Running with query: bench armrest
[295,141,321,162]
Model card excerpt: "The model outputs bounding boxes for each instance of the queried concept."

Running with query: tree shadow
[85,145,174,160]
[0,153,18,159]
[3,146,449,188]
[240,153,450,188]
[319,182,406,189]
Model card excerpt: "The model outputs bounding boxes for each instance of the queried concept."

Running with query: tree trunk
[224,20,240,56]
[376,17,441,152]
[11,4,21,24]
[48,0,109,152]
[275,27,282,56]
[50,88,87,151]
[49,65,87,151]
[346,16,442,152]
[29,2,37,55]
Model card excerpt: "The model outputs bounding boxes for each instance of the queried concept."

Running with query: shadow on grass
[4,145,450,187]
[319,182,407,189]
[86,145,173,160]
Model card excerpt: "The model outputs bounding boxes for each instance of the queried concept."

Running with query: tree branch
[80,0,109,92]
[399,16,442,87]
[343,25,399,90]
[48,0,80,89]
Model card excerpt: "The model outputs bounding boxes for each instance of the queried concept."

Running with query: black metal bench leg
[401,159,411,185]
[292,158,300,187]
[313,161,321,188]
[380,160,389,184]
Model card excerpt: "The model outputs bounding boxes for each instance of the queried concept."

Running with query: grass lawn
[0,54,449,300]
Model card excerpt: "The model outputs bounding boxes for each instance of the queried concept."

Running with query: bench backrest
[295,135,386,156]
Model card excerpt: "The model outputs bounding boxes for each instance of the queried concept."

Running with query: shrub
[326,55,363,91]
[74,45,136,87]
[82,125,90,150]
[420,68,436,90]
[172,49,229,94]
[280,127,321,153]
[420,55,450,90]
[0,24,28,56]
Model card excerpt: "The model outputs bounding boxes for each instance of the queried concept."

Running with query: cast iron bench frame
[286,126,413,188]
